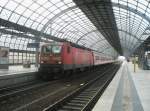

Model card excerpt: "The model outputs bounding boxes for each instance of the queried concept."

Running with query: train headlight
[58,61,62,64]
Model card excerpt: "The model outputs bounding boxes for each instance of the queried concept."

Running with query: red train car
[38,41,115,79]
[93,51,114,65]
[38,42,93,78]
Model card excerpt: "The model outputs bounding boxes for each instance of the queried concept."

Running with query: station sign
[27,42,40,48]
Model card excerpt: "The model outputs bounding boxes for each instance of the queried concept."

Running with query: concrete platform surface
[0,65,38,76]
[92,61,150,111]
[129,62,150,111]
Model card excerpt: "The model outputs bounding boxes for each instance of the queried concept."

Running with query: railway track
[0,66,104,101]
[0,80,42,95]
[0,79,65,111]
[0,80,57,101]
[44,64,120,111]
[0,63,119,111]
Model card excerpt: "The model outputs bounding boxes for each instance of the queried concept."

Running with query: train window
[42,45,62,54]
[52,45,62,54]
[67,46,70,53]
[95,56,99,60]
[42,45,51,53]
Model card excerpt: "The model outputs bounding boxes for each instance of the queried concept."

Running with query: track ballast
[44,64,120,111]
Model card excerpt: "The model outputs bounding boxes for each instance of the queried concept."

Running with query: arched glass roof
[0,0,150,60]
[112,0,150,56]
[0,0,116,56]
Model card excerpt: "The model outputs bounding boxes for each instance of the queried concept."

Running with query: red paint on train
[38,42,114,78]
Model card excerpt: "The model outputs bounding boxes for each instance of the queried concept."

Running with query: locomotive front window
[42,45,52,53]
[52,45,62,54]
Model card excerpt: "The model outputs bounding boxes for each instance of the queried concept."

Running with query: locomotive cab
[39,43,63,74]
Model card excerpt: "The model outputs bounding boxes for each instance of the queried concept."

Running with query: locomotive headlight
[41,60,45,63]
[58,61,62,64]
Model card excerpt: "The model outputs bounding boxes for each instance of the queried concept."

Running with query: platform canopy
[0,0,150,64]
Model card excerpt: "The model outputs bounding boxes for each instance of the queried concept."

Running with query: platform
[0,65,38,76]
[92,61,150,111]
[0,65,38,88]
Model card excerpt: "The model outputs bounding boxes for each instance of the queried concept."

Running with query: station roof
[0,0,150,57]
[112,0,150,57]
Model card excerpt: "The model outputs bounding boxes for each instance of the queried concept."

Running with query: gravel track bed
[0,64,112,111]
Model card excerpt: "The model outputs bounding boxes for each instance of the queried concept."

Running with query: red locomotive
[38,42,114,79]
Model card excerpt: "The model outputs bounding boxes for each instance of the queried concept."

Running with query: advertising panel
[0,47,9,69]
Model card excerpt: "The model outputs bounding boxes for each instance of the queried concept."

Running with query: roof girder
[0,18,67,42]
[73,0,123,55]
[112,2,150,54]
[112,2,150,23]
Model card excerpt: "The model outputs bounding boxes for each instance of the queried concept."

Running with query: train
[38,42,115,79]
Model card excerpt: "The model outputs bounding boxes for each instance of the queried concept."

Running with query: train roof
[41,40,92,51]
[41,42,63,46]
[69,42,91,51]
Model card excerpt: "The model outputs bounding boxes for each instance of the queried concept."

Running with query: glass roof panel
[0,9,11,20]
[0,0,8,7]
[5,1,18,11]
[5,0,150,57]
[112,0,150,55]
[21,0,33,7]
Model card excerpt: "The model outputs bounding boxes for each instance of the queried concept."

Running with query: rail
[44,64,120,111]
